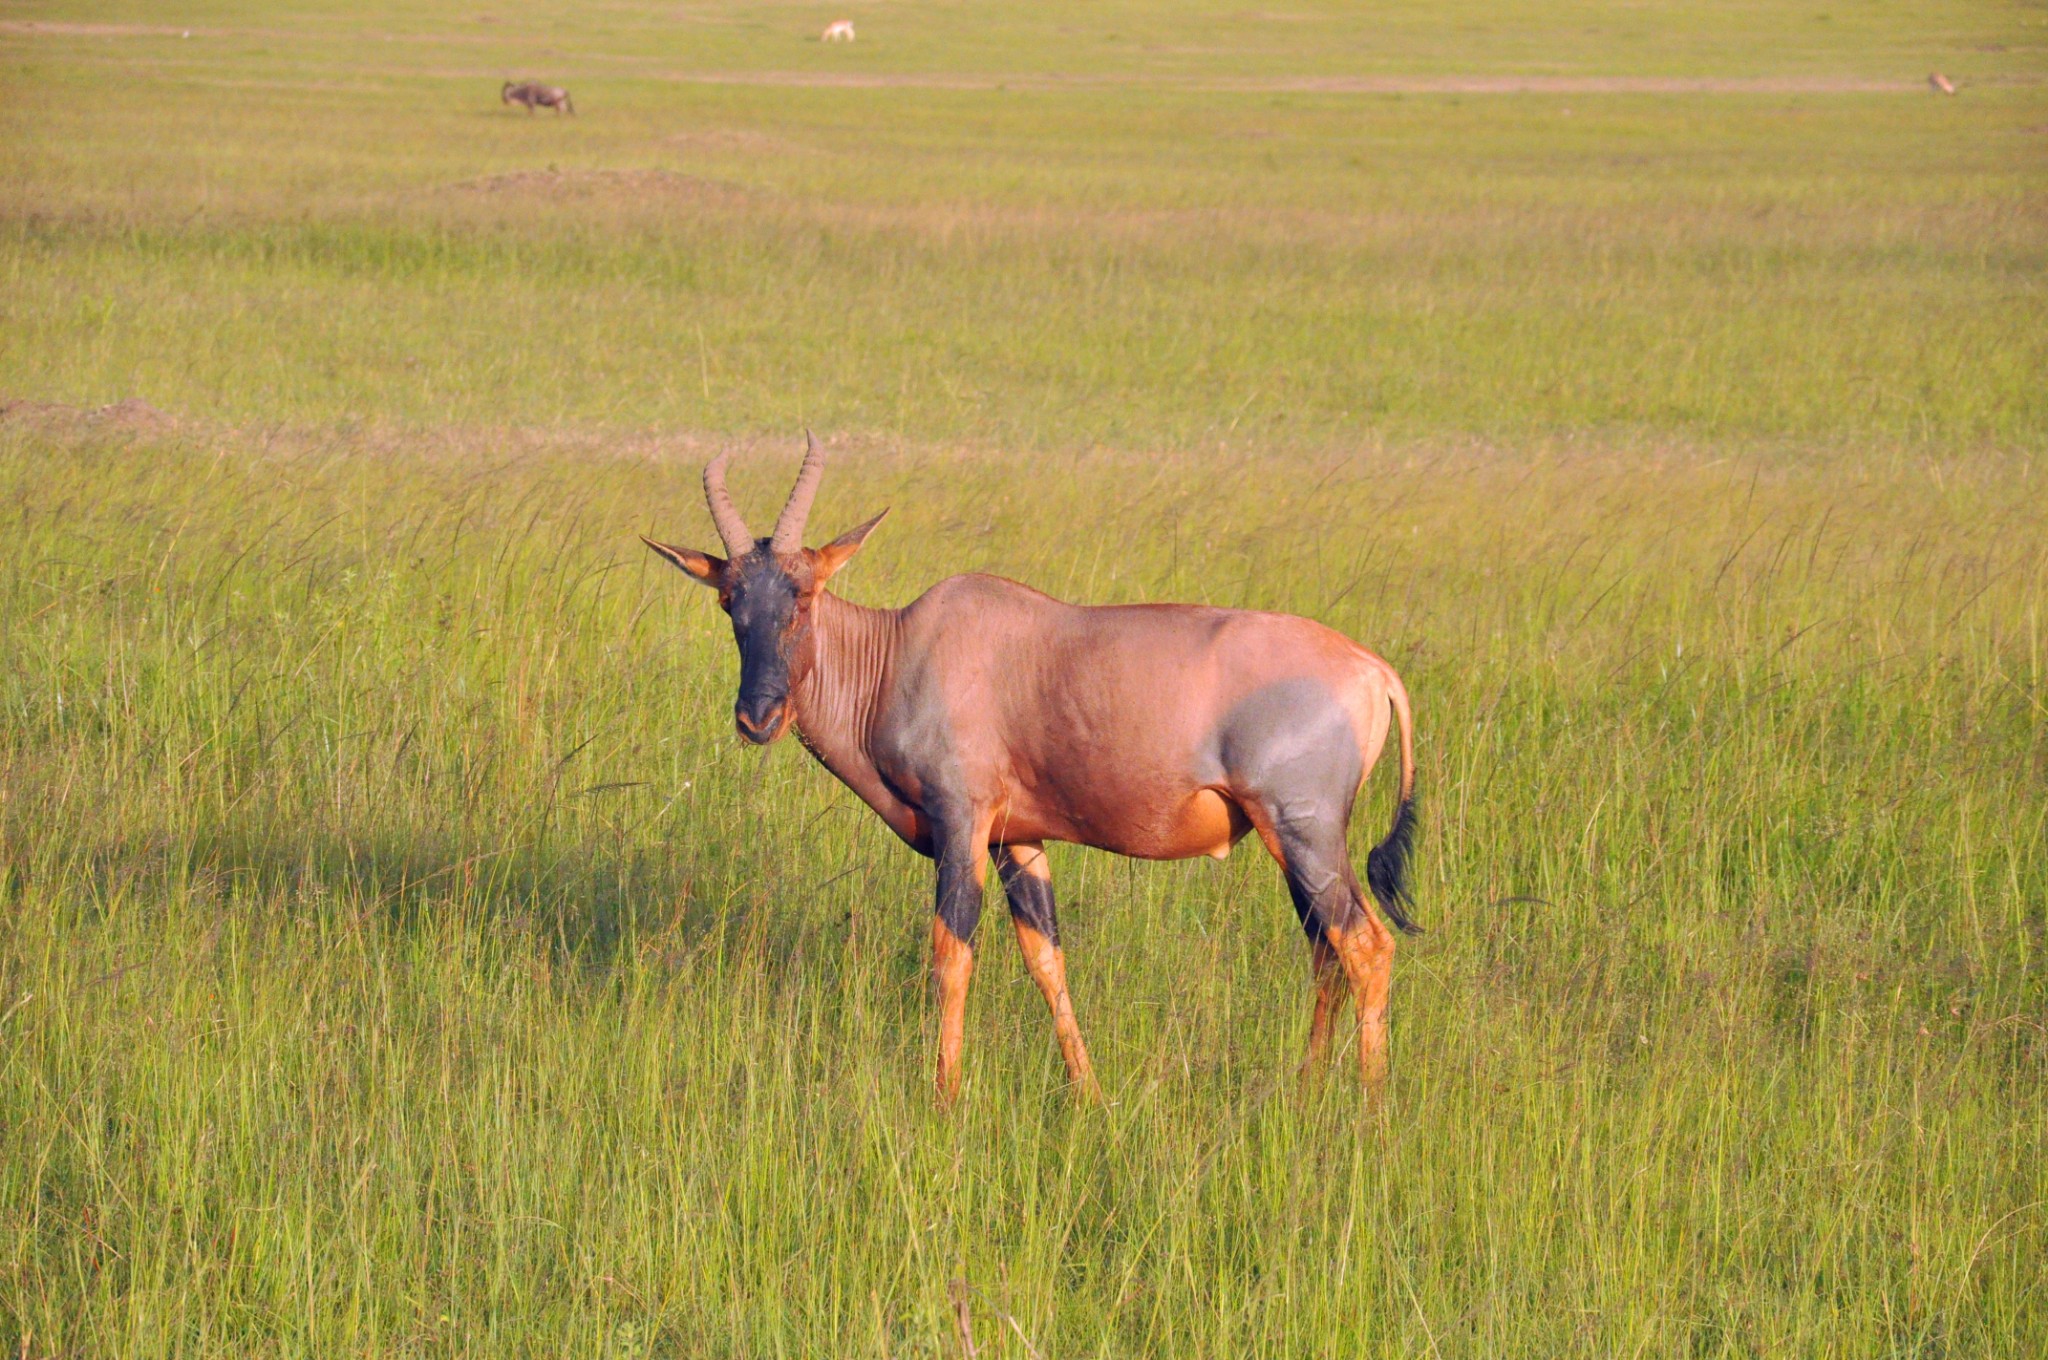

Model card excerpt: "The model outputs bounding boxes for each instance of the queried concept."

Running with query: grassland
[3,1,2046,1355]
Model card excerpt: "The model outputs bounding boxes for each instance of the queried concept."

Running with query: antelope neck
[792,590,902,767]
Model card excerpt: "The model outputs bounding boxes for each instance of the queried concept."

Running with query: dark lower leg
[931,837,987,1106]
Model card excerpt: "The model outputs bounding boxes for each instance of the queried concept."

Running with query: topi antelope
[502,80,574,115]
[822,19,856,42]
[644,438,1420,1103]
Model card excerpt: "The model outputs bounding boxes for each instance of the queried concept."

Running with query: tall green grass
[1,429,2042,1354]
[4,0,2046,1352]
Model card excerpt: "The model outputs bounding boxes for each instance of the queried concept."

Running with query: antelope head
[644,434,886,744]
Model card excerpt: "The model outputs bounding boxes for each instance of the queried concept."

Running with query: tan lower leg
[1012,920,1100,1100]
[932,919,975,1104]
[1325,918,1395,1085]
[1304,937,1346,1069]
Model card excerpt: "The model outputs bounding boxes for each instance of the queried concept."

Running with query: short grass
[2,1,2046,1356]
[5,2,2045,450]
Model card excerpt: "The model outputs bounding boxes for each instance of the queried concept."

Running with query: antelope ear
[641,536,725,588]
[811,509,888,584]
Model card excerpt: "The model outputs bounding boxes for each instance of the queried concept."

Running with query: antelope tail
[1364,669,1421,935]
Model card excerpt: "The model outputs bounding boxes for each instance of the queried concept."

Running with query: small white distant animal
[822,20,856,42]
[1927,72,1956,95]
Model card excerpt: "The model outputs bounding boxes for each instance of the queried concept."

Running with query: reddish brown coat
[646,439,1419,1103]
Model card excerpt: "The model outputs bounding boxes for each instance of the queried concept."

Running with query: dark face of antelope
[642,436,886,747]
[722,547,806,744]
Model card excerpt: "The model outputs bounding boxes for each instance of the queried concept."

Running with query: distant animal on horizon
[1928,72,1956,94]
[643,437,1422,1105]
[822,19,856,42]
[502,80,574,115]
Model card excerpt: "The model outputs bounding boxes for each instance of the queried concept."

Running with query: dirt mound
[91,398,178,431]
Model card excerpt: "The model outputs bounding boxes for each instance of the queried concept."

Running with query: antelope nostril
[735,700,783,741]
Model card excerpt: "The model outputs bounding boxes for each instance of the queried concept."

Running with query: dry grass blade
[948,1278,977,1358]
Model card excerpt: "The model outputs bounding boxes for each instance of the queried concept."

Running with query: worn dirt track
[665,71,1929,94]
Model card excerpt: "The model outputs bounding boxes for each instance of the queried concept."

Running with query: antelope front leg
[994,843,1100,1102]
[930,837,986,1105]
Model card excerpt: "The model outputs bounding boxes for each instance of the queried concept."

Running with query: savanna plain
[2,1,2046,1355]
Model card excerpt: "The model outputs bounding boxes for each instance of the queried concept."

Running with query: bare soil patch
[670,70,1926,94]
[1227,74,1918,94]
[1,397,179,434]
[0,20,210,38]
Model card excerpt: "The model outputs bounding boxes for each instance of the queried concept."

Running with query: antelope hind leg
[1325,896,1396,1087]
[1303,936,1346,1074]
[1248,800,1395,1092]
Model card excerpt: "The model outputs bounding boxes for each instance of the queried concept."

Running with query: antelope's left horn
[769,430,827,553]
[702,451,755,558]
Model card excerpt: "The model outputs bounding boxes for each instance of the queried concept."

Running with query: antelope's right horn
[769,430,827,553]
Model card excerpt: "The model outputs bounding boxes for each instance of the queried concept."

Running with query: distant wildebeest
[644,438,1420,1104]
[1928,72,1956,95]
[501,80,574,115]
[821,19,856,42]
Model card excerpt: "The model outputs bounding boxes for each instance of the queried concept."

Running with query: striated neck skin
[790,590,902,793]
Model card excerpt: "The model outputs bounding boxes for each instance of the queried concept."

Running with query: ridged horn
[769,430,827,553]
[701,451,755,558]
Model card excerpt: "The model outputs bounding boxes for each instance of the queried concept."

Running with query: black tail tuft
[1365,797,1422,935]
